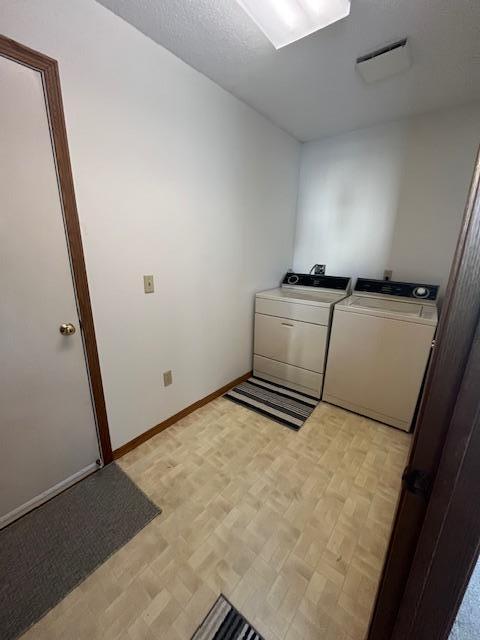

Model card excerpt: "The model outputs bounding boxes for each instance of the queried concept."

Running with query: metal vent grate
[356,38,408,64]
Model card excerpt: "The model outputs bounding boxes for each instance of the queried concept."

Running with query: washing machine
[253,272,351,398]
[323,278,439,431]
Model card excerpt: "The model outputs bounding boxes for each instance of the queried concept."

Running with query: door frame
[0,35,113,465]
[368,148,480,638]
[393,306,480,639]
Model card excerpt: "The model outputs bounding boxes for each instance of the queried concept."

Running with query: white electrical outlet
[143,275,154,294]
[314,264,326,275]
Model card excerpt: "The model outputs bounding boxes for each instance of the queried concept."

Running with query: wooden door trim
[0,35,113,464]
[392,317,480,639]
[368,148,480,638]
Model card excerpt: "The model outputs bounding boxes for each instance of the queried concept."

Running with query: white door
[0,55,100,527]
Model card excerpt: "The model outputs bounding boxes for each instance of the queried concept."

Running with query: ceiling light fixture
[236,0,351,49]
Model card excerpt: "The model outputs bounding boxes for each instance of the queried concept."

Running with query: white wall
[1,0,301,449]
[293,121,408,281]
[294,105,480,296]
[388,106,480,288]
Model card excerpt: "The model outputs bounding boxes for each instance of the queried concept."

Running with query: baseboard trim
[0,462,98,529]
[113,371,252,459]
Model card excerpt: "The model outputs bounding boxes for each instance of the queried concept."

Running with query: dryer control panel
[282,272,351,290]
[355,278,439,300]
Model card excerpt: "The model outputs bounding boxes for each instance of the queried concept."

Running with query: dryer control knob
[414,287,428,298]
[287,274,299,284]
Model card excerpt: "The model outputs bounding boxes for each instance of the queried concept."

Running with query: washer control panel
[282,272,351,290]
[355,278,439,301]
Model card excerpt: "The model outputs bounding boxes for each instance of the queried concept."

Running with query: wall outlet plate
[314,264,326,275]
[143,275,154,293]
[163,370,173,387]
[384,269,393,281]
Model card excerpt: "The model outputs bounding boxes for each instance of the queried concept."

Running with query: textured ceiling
[96,0,480,141]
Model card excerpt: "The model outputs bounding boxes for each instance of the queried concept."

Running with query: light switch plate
[143,275,154,293]
[163,370,173,387]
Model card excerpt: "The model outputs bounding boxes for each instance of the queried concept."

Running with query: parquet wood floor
[22,398,410,640]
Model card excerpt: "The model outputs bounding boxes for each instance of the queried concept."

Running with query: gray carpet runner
[0,463,160,640]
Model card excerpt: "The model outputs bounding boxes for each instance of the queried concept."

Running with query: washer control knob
[287,274,299,285]
[414,286,429,298]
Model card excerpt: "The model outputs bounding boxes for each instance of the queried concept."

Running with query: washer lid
[337,295,438,325]
[351,296,422,316]
[256,287,348,308]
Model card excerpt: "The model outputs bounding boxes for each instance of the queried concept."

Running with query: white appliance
[323,278,439,431]
[253,273,351,398]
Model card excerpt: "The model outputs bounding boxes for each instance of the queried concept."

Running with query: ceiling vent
[356,39,411,84]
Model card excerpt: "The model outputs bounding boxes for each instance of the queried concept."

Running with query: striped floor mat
[191,594,264,640]
[224,376,318,431]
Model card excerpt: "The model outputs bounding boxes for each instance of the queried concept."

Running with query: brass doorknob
[59,323,76,336]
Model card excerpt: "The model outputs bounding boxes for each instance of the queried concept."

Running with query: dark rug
[0,463,160,640]
[225,376,318,430]
[192,594,265,640]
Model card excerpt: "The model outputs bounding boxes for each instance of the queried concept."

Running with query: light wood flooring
[22,398,410,640]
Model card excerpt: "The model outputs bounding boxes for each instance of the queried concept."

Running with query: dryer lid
[256,287,348,307]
